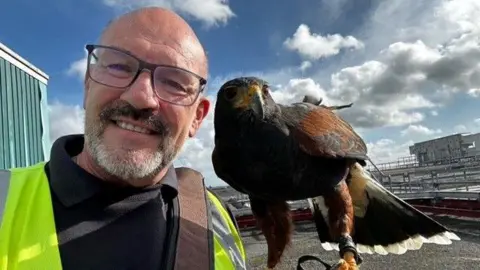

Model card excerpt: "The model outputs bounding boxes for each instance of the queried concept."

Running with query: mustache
[99,101,170,136]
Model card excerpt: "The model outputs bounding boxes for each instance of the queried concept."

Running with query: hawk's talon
[330,254,359,270]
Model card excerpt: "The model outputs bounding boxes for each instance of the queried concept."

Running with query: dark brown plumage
[212,77,460,270]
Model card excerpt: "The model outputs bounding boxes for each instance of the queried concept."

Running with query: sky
[1,0,480,187]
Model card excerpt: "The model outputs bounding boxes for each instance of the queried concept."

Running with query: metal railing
[228,158,480,217]
[231,183,480,217]
[369,167,480,193]
[397,190,480,200]
[366,154,480,173]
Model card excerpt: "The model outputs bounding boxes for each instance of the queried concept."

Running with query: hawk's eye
[224,88,237,101]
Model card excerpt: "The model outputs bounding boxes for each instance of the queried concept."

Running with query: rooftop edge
[0,42,49,85]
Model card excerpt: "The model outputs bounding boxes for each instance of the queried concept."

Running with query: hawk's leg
[249,197,293,269]
[324,180,362,270]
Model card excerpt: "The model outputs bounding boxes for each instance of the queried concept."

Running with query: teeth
[116,121,151,134]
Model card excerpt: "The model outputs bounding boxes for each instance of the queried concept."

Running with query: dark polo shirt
[45,134,178,270]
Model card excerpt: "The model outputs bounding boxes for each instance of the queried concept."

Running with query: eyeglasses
[85,44,207,106]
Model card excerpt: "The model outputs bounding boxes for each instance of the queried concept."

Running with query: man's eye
[158,78,186,91]
[107,64,132,73]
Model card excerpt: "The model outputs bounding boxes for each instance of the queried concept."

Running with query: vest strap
[0,170,11,228]
[174,167,213,270]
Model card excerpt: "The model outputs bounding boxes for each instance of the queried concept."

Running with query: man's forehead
[102,16,173,43]
[101,8,194,45]
[99,9,207,77]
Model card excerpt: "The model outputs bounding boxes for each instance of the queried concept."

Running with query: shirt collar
[46,134,179,207]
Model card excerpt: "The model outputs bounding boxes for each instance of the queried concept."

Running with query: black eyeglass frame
[85,44,208,106]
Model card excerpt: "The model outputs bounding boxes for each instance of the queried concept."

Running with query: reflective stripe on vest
[208,192,247,270]
[0,163,246,270]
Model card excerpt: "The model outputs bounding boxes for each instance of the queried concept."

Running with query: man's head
[81,7,210,186]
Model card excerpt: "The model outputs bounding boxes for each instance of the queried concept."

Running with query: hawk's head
[216,76,276,120]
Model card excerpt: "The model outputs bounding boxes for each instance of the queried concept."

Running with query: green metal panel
[0,57,48,170]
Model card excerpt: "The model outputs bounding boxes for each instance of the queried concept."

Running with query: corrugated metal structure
[409,133,478,165]
[0,42,50,170]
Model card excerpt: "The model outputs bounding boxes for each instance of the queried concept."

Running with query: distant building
[409,132,480,165]
[0,42,50,170]
[463,132,480,156]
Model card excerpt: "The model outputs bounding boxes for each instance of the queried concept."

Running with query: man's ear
[189,97,210,138]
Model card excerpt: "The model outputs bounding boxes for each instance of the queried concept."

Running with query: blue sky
[0,0,373,104]
[1,0,480,186]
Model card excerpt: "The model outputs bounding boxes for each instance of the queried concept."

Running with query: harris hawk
[211,77,460,270]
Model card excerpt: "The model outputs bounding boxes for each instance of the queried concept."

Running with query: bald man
[0,7,247,270]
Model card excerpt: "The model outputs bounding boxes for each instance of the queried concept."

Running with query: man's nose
[120,71,159,110]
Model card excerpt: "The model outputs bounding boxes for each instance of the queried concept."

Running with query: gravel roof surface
[243,216,480,270]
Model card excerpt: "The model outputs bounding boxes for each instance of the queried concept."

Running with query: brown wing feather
[286,104,367,160]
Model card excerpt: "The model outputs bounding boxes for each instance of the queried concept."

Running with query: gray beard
[84,124,178,182]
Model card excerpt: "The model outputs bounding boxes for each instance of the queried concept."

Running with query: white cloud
[102,0,235,27]
[401,124,442,137]
[468,88,480,97]
[454,124,467,133]
[255,0,480,165]
[326,58,436,128]
[66,51,87,81]
[299,61,312,72]
[450,118,480,135]
[270,78,329,105]
[367,139,414,164]
[323,35,480,127]
[287,0,480,130]
[48,101,85,143]
[284,24,364,61]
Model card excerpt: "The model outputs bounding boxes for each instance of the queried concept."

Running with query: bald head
[100,7,208,78]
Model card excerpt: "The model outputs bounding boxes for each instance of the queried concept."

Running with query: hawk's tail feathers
[308,162,460,256]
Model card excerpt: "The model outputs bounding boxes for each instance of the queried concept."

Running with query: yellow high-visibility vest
[0,162,247,270]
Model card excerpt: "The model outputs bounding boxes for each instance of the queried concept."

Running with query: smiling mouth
[111,120,156,135]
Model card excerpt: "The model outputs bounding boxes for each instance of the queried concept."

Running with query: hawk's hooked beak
[234,84,265,118]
